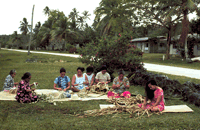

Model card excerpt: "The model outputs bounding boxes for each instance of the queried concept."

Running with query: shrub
[78,32,144,79]
[69,47,77,53]
[66,44,74,51]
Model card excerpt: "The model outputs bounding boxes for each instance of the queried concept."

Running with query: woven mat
[162,105,193,112]
[99,104,194,112]
[0,89,108,101]
[0,91,16,101]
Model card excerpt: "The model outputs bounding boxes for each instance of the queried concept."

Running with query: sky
[0,0,199,35]
[0,0,101,35]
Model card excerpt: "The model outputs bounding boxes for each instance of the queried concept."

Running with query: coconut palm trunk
[28,5,35,55]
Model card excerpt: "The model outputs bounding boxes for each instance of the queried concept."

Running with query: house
[130,36,167,53]
[131,34,200,56]
[170,33,200,56]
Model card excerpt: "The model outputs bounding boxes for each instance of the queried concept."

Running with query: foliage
[69,47,77,53]
[129,69,200,106]
[66,43,74,51]
[78,32,144,79]
[190,18,200,34]
[0,35,11,48]
[94,0,135,36]
[19,17,30,35]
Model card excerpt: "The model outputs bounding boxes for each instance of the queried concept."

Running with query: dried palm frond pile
[32,90,70,105]
[89,82,111,94]
[9,88,17,94]
[78,87,88,98]
[78,94,161,118]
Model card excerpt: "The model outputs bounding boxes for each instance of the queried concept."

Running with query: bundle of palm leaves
[78,95,161,118]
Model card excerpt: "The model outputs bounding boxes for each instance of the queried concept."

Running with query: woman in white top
[71,67,89,92]
[84,66,95,86]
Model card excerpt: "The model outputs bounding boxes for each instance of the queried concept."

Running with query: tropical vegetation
[0,0,200,57]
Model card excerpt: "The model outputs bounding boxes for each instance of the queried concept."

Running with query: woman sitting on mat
[71,67,89,92]
[95,65,111,85]
[3,69,18,92]
[54,68,71,91]
[15,72,38,104]
[84,66,95,86]
[138,79,165,112]
[107,69,131,98]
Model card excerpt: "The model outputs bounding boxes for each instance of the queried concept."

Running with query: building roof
[130,36,166,42]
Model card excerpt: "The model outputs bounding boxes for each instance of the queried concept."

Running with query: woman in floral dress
[15,72,38,103]
[138,79,165,112]
[107,69,131,98]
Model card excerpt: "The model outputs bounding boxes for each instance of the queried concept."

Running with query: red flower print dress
[15,80,38,103]
[138,87,165,111]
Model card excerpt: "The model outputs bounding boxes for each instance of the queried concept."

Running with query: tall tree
[177,0,199,59]
[43,6,50,17]
[11,31,21,48]
[126,0,187,59]
[19,17,30,35]
[38,19,53,49]
[33,22,41,49]
[50,16,79,50]
[94,0,135,36]
[68,8,80,31]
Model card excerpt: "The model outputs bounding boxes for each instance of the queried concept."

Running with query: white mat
[162,105,194,112]
[0,89,109,101]
[99,104,194,112]
[99,104,116,109]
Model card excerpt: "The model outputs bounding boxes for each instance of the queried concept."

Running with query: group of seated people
[2,66,165,112]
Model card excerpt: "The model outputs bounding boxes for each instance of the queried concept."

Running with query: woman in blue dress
[71,67,89,92]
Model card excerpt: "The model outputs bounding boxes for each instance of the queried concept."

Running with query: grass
[143,53,200,70]
[0,50,200,130]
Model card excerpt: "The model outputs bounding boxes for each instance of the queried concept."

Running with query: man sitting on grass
[53,67,71,97]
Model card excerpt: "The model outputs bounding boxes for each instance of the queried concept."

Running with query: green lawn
[0,50,200,130]
[143,53,200,70]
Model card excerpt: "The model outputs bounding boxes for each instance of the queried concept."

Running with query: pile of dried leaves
[77,94,162,118]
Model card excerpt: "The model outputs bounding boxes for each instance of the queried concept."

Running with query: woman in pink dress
[107,69,131,98]
[138,79,165,112]
[15,72,38,103]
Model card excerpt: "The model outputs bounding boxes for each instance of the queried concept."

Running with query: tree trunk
[28,5,35,55]
[166,27,171,59]
[179,8,189,59]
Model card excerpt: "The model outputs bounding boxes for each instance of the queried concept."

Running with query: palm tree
[94,0,133,36]
[82,11,91,21]
[43,6,50,17]
[38,19,53,49]
[11,31,21,48]
[69,8,79,21]
[33,22,41,49]
[68,8,80,31]
[77,11,91,30]
[51,17,80,51]
[19,17,30,35]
